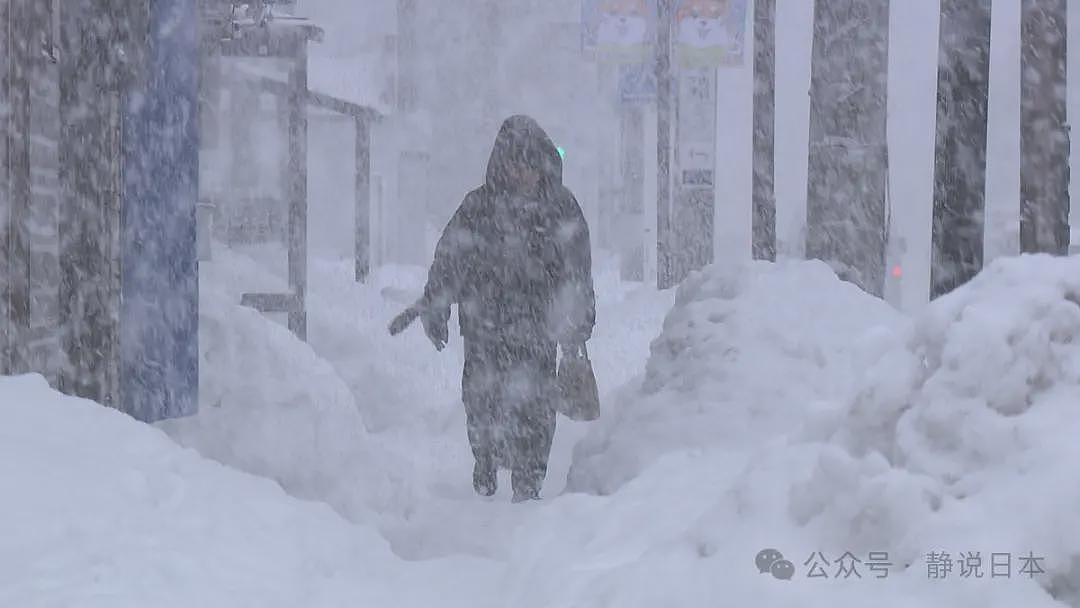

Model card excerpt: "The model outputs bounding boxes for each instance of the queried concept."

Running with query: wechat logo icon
[756,548,795,581]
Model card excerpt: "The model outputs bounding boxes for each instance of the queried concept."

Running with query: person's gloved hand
[421,311,448,351]
[560,339,587,360]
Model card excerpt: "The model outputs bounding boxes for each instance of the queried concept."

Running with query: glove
[388,306,420,336]
[559,339,587,360]
[420,310,448,351]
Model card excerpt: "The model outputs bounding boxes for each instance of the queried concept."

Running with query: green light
[556,146,565,160]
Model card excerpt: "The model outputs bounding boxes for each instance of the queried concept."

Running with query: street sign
[617,62,657,102]
[676,67,716,187]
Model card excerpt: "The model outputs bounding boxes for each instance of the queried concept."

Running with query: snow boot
[473,458,497,497]
[511,489,541,503]
[510,470,542,503]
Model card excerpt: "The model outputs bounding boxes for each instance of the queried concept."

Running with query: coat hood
[485,115,563,194]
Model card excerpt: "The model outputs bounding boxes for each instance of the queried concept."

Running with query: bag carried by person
[556,343,599,421]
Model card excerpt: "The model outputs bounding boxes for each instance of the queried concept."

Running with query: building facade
[1,0,63,385]
[2,0,199,422]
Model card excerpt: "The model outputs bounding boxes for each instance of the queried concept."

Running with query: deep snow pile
[568,258,907,494]
[802,254,1080,599]
[562,255,1080,607]
[0,374,497,608]
[159,259,421,523]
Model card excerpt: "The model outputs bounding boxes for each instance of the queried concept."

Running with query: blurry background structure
[1,0,1075,424]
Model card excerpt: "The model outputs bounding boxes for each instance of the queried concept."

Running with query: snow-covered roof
[308,55,393,117]
[224,53,386,120]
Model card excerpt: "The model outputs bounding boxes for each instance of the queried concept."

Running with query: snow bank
[159,250,422,522]
[561,256,1076,607]
[740,255,1080,605]
[0,374,497,607]
[802,254,1080,602]
[568,259,906,494]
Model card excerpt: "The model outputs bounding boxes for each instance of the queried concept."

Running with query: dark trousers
[461,333,557,496]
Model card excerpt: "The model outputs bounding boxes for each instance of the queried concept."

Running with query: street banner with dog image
[675,0,748,67]
[582,0,657,64]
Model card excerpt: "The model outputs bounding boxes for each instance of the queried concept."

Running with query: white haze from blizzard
[292,0,1079,311]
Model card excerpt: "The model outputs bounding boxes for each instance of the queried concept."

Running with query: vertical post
[1020,0,1069,255]
[656,0,674,289]
[59,0,121,405]
[287,43,308,340]
[752,0,777,262]
[4,0,32,375]
[24,0,61,384]
[806,0,890,297]
[619,103,646,281]
[0,0,9,374]
[672,67,717,281]
[274,88,289,243]
[197,36,220,260]
[355,116,371,282]
[643,104,658,284]
[120,0,199,421]
[393,0,428,267]
[930,0,992,299]
[227,77,258,242]
[597,62,617,253]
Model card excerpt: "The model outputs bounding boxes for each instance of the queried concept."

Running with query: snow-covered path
[167,245,669,565]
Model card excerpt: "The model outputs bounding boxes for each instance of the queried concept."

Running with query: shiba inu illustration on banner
[675,0,747,66]
[594,0,652,62]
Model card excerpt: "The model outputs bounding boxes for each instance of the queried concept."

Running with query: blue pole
[121,0,200,422]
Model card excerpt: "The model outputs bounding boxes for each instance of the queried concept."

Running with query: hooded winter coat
[420,115,595,348]
[419,115,595,498]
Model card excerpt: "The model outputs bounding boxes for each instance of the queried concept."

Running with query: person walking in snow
[390,115,596,502]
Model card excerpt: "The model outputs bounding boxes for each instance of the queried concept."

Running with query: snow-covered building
[2,1,200,422]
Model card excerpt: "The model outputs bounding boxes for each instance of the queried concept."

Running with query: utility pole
[806,0,890,297]
[930,0,992,299]
[58,0,126,406]
[656,0,675,289]
[619,99,646,281]
[1019,0,1069,255]
[0,0,8,375]
[752,0,777,262]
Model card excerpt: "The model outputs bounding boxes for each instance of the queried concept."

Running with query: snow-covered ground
[0,373,498,608]
[5,245,1080,606]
